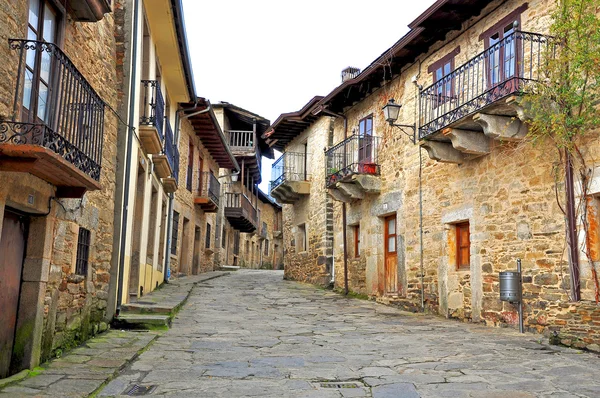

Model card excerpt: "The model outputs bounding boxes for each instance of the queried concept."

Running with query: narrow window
[479,5,527,87]
[205,223,211,249]
[75,227,91,276]
[354,225,360,258]
[297,224,307,252]
[233,231,240,255]
[358,116,373,167]
[264,239,269,256]
[428,47,460,106]
[171,211,179,255]
[186,141,194,191]
[456,222,470,270]
[222,227,227,249]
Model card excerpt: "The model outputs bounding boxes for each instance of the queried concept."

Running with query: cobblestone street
[95,270,600,397]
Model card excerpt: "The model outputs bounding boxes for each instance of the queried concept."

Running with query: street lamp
[382,98,416,144]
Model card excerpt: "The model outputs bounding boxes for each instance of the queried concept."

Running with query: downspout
[116,0,140,313]
[321,108,349,294]
[414,65,426,312]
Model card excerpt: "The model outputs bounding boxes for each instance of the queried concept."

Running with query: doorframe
[384,214,398,295]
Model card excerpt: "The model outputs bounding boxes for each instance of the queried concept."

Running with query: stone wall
[0,2,120,368]
[323,0,600,350]
[172,118,220,276]
[282,116,334,286]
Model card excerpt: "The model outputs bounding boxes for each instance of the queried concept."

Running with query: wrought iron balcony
[195,171,220,212]
[224,192,257,233]
[325,134,381,188]
[154,119,179,192]
[270,151,310,204]
[0,39,105,198]
[139,80,165,154]
[419,31,553,140]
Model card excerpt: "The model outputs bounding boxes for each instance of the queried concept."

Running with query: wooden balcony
[325,134,381,203]
[228,130,261,179]
[194,171,220,212]
[139,80,165,154]
[269,152,310,204]
[418,31,552,164]
[224,192,257,233]
[0,39,105,198]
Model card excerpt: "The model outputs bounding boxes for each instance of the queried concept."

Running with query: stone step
[120,303,173,315]
[113,314,171,330]
[219,265,240,271]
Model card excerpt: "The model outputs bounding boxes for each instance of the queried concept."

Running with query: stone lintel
[442,128,490,155]
[328,186,352,203]
[421,141,464,164]
[352,174,381,194]
[336,181,364,200]
[473,113,527,141]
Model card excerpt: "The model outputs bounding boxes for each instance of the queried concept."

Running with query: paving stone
[372,382,420,398]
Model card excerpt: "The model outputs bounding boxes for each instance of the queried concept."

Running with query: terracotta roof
[180,98,239,171]
[262,96,324,151]
[317,0,492,113]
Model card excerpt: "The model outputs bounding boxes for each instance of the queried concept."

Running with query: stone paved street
[99,270,600,397]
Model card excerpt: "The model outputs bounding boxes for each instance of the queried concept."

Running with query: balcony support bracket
[328,186,353,203]
[352,174,381,194]
[337,182,364,201]
[421,141,464,164]
[473,113,527,142]
[442,128,490,156]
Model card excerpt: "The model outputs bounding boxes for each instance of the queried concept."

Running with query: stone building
[211,102,275,268]
[108,0,199,313]
[0,0,116,377]
[270,0,600,349]
[266,96,335,285]
[169,98,238,277]
[234,189,283,269]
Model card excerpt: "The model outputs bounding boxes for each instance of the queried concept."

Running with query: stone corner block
[420,141,464,164]
[352,174,381,193]
[473,113,527,141]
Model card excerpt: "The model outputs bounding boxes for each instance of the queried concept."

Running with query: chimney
[341,67,360,83]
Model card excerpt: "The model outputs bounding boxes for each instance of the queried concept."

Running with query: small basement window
[75,227,91,276]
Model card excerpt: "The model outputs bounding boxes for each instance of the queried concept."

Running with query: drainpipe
[320,108,349,294]
[116,0,140,314]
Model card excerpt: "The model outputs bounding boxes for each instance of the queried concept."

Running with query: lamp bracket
[389,122,416,144]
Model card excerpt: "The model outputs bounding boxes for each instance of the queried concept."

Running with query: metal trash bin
[499,271,522,303]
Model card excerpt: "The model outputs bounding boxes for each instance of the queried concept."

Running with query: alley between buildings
[93,270,600,398]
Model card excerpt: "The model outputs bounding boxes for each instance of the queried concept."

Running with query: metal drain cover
[320,382,362,389]
[125,384,157,396]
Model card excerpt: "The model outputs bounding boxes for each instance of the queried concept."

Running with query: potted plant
[359,162,377,175]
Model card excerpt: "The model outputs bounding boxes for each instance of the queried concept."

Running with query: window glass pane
[26,29,37,67]
[365,117,372,135]
[387,218,395,234]
[29,0,40,28]
[388,236,396,252]
[443,62,451,76]
[359,119,365,135]
[23,69,34,110]
[436,68,442,82]
[42,4,57,42]
[40,51,50,83]
[37,82,48,121]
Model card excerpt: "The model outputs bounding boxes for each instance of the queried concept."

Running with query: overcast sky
[181,0,437,192]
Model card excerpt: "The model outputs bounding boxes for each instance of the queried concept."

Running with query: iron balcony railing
[325,134,381,187]
[1,39,105,180]
[140,80,165,141]
[197,171,221,206]
[271,151,309,189]
[419,30,554,139]
[164,119,179,182]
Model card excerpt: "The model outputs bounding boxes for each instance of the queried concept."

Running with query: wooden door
[0,210,29,378]
[384,215,397,294]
